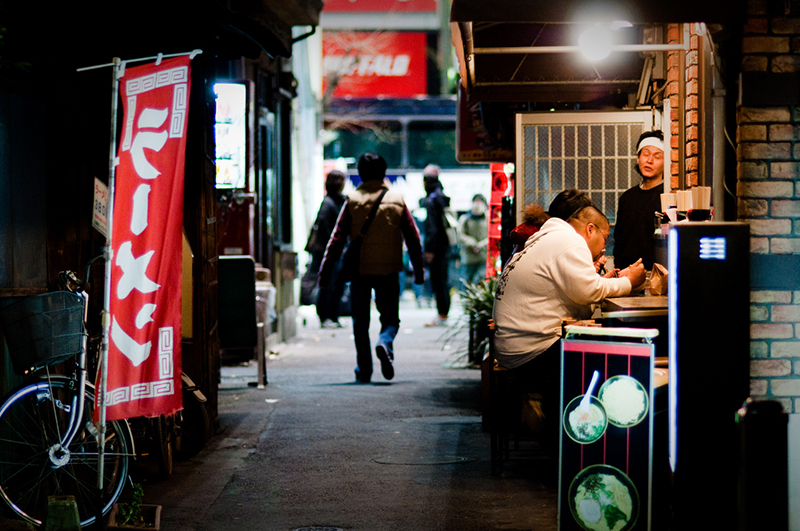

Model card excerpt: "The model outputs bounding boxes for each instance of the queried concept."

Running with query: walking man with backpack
[319,153,425,383]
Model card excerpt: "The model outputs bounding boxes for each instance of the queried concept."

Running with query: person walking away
[307,170,347,328]
[458,194,489,286]
[614,130,665,270]
[421,164,452,327]
[319,153,424,383]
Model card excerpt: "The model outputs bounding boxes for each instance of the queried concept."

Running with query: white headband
[638,136,664,153]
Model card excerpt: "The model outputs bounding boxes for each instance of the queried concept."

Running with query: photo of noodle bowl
[598,375,649,428]
[563,395,607,444]
[568,464,639,531]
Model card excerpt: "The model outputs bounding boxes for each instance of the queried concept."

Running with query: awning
[450,0,745,103]
[223,0,323,58]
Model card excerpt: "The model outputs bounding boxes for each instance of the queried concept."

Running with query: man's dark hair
[548,189,592,220]
[358,152,387,181]
[568,205,608,228]
[325,170,346,194]
[636,129,664,151]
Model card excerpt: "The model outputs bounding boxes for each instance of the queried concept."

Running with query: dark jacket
[309,192,346,256]
[613,183,663,270]
[423,186,451,254]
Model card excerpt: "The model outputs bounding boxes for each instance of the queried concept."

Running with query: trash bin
[737,397,788,531]
[218,256,257,350]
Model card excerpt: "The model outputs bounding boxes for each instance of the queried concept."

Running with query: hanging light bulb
[579,24,613,62]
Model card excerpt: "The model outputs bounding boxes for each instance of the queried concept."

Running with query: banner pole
[77,49,202,72]
[96,56,121,529]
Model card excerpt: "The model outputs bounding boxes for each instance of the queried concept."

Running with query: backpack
[443,207,459,248]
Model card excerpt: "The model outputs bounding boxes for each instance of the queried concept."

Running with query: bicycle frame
[0,261,137,527]
[49,289,90,461]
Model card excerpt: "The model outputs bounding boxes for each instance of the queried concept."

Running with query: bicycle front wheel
[0,376,132,527]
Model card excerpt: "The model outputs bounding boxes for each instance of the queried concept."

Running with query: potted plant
[106,483,162,530]
[443,277,497,366]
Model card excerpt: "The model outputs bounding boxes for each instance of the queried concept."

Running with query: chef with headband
[613,130,665,271]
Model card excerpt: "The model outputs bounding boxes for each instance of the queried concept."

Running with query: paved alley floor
[143,297,559,531]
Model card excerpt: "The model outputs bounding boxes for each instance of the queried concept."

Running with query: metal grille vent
[515,111,654,252]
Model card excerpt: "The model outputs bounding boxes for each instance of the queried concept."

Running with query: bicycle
[0,263,134,528]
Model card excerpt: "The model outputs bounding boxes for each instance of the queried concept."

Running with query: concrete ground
[141,296,559,531]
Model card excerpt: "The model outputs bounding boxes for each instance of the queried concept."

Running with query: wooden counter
[602,295,668,312]
[602,295,668,319]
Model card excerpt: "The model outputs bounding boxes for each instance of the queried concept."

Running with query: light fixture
[578,20,633,62]
[472,20,688,58]
[578,24,613,62]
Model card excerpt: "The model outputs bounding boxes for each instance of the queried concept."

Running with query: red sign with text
[323,31,428,98]
[98,56,190,422]
[323,0,436,12]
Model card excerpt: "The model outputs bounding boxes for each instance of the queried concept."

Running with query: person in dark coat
[614,130,665,270]
[421,164,452,327]
[309,170,347,328]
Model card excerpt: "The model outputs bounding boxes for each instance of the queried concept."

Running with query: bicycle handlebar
[57,254,105,294]
[57,271,84,293]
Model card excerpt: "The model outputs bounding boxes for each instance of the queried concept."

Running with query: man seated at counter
[492,204,646,451]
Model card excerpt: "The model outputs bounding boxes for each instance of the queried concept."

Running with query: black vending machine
[667,222,750,530]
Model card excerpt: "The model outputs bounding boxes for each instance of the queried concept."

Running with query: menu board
[559,336,655,531]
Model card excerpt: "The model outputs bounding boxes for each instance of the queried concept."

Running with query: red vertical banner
[487,163,512,278]
[100,56,190,422]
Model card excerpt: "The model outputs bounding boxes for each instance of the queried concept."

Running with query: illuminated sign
[323,32,428,98]
[214,83,246,189]
[699,236,726,260]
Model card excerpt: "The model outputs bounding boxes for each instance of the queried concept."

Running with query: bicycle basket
[0,291,85,375]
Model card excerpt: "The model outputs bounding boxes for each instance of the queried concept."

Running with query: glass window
[323,121,403,168]
[408,121,459,169]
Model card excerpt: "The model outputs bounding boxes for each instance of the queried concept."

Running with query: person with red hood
[509,203,549,256]
[510,189,592,256]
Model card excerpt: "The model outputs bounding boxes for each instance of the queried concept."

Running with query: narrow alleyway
[144,296,558,531]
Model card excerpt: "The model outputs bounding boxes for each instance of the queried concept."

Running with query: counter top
[602,296,668,312]
[601,296,668,319]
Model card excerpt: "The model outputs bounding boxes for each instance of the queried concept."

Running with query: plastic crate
[0,291,85,375]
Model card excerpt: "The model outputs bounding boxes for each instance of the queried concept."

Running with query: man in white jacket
[492,205,645,445]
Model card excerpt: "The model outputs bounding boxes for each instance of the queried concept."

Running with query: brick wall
[666,24,681,189]
[739,0,800,414]
[666,24,702,190]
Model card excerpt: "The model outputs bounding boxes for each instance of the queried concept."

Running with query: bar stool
[483,321,537,476]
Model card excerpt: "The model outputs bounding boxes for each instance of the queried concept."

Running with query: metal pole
[472,43,690,55]
[96,56,121,529]
[710,39,727,220]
